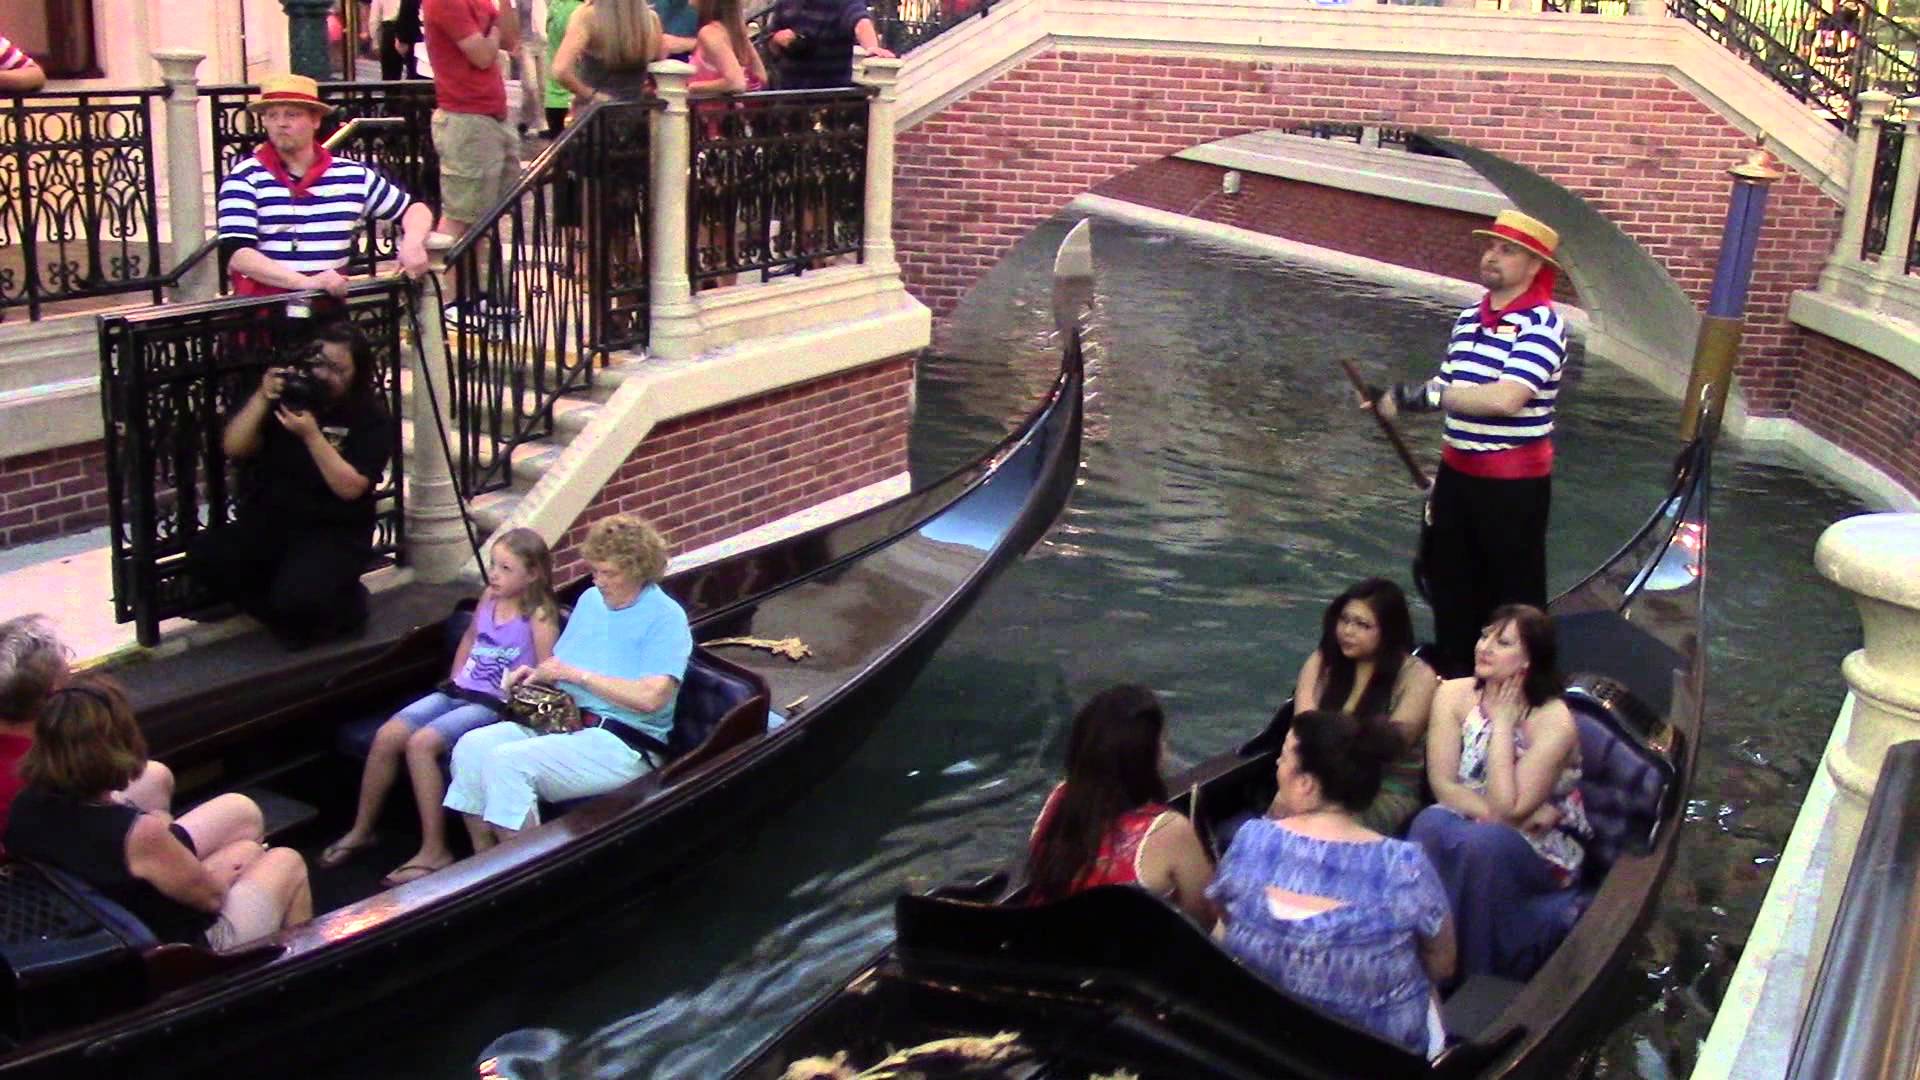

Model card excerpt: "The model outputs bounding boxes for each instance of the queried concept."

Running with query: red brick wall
[0,441,111,549]
[1091,156,1580,304]
[550,356,915,582]
[1795,330,1920,497]
[895,52,1840,417]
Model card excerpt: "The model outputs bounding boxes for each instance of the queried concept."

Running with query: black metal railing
[97,280,410,646]
[688,88,869,290]
[1786,741,1920,1079]
[1666,0,1920,131]
[871,0,994,54]
[442,98,657,498]
[205,79,439,290]
[1861,115,1905,259]
[1284,120,1453,157]
[0,89,166,321]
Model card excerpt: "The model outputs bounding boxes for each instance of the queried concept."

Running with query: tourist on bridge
[764,0,895,90]
[0,33,46,93]
[216,73,433,296]
[1367,209,1568,677]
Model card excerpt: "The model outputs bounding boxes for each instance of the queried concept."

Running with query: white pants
[443,722,649,831]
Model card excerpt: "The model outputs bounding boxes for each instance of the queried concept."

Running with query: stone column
[647,60,699,362]
[1872,98,1920,286]
[855,57,905,272]
[1830,92,1896,276]
[153,49,216,303]
[404,281,475,582]
[1808,513,1920,985]
[282,0,337,80]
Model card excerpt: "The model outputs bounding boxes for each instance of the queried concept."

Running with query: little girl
[320,528,560,886]
[686,0,766,96]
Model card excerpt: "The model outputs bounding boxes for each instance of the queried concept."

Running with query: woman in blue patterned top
[1208,710,1456,1056]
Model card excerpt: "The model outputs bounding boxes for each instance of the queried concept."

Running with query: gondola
[0,225,1089,1079]
[724,270,1714,1078]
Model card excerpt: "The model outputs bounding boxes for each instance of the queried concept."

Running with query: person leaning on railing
[764,0,894,90]
[215,73,432,298]
[0,33,47,93]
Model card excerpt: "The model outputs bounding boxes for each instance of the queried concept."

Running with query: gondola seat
[0,862,154,1041]
[1565,688,1676,919]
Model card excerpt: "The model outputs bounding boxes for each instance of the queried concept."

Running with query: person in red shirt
[422,0,520,245]
[0,34,47,93]
[0,616,172,845]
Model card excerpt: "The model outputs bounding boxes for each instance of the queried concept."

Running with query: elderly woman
[1409,604,1589,981]
[3,676,312,950]
[1208,709,1455,1056]
[443,514,692,855]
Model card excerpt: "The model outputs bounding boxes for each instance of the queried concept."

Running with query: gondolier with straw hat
[1365,209,1569,678]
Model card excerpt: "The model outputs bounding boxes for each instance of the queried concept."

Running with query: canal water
[317,218,1864,1078]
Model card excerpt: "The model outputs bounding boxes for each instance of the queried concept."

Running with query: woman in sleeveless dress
[1291,578,1438,834]
[1409,603,1591,981]
[1025,685,1215,927]
[551,0,664,109]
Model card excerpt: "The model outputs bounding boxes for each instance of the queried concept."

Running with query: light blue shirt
[553,583,692,743]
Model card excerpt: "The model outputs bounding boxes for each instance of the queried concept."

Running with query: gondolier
[1371,209,1568,677]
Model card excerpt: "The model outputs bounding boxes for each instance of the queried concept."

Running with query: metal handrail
[1786,740,1920,1078]
[322,116,406,149]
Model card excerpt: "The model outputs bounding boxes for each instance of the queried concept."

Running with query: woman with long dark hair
[1292,578,1438,833]
[1410,604,1590,981]
[1209,709,1455,1056]
[1025,685,1214,926]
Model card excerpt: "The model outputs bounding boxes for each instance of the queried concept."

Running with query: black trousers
[187,513,373,645]
[378,24,417,80]
[1424,463,1551,677]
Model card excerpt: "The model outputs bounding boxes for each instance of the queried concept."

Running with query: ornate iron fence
[97,281,409,646]
[442,99,656,497]
[688,88,869,291]
[205,79,439,287]
[1861,116,1905,259]
[871,0,994,54]
[1665,0,1920,131]
[0,89,166,321]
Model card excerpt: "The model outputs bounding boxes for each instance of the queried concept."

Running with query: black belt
[581,710,670,763]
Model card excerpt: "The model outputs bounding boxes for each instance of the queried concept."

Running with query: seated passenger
[321,528,560,887]
[1409,604,1589,981]
[1208,709,1455,1056]
[1025,685,1215,926]
[1291,578,1438,834]
[3,676,312,950]
[0,615,173,847]
[444,514,692,856]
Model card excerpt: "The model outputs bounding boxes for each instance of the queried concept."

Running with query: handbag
[507,682,581,735]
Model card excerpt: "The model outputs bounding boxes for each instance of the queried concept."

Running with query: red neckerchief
[1477,265,1557,329]
[253,141,334,201]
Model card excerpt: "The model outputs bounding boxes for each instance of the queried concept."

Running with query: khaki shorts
[432,110,521,225]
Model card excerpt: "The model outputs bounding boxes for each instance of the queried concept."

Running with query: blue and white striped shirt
[216,154,413,275]
[1439,303,1567,452]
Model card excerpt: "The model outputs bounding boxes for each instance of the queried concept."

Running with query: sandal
[380,860,450,888]
[317,834,380,869]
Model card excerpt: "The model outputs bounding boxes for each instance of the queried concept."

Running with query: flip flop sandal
[380,861,448,888]
[317,835,380,869]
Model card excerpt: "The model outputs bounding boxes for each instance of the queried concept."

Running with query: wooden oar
[1340,359,1431,490]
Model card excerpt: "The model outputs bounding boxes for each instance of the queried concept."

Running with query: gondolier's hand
[398,236,430,279]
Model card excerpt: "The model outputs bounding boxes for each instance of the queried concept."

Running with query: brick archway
[895,50,1841,416]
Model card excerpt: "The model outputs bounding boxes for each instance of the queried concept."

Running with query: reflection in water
[305,219,1863,1080]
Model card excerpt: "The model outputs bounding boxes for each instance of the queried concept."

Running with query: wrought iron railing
[871,0,994,54]
[205,79,439,290]
[688,88,869,290]
[0,89,166,321]
[1862,116,1906,259]
[1284,120,1453,157]
[97,280,410,646]
[1665,0,1920,131]
[441,98,657,497]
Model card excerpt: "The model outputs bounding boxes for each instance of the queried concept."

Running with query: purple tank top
[452,596,538,699]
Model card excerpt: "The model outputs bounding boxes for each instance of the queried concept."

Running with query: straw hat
[247,74,334,117]
[1473,209,1560,268]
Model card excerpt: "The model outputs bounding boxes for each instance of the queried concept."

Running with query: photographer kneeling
[187,322,393,648]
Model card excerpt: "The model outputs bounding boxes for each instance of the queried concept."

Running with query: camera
[276,361,323,413]
[783,31,815,58]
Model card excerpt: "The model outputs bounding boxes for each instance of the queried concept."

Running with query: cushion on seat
[665,650,769,761]
[1570,697,1673,885]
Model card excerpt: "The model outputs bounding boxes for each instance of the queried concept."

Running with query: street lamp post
[283,0,338,80]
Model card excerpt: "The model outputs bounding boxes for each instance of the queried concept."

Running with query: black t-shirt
[243,392,392,533]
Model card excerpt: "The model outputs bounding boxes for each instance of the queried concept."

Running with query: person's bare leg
[175,792,266,853]
[325,718,409,863]
[462,812,497,853]
[201,838,268,879]
[240,847,313,929]
[119,760,174,813]
[390,728,457,878]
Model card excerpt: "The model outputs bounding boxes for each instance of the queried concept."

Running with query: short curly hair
[579,514,670,585]
[0,614,69,723]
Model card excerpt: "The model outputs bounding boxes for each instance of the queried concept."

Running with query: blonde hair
[493,527,560,624]
[590,0,662,70]
[580,514,670,586]
[695,0,753,68]
[20,675,147,798]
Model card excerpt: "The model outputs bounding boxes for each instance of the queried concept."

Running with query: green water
[316,218,1864,1079]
